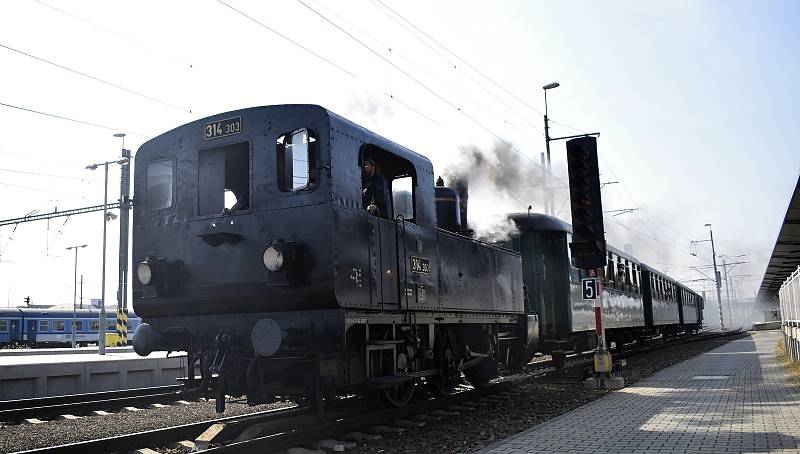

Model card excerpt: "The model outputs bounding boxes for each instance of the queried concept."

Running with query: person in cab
[362,157,389,219]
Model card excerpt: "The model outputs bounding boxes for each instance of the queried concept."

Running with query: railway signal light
[24,296,30,306]
[566,136,606,269]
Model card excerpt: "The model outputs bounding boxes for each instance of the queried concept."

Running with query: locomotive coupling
[132,323,162,356]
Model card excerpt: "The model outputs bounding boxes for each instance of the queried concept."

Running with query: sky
[0,0,798,326]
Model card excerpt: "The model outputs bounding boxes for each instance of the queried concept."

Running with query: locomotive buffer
[566,136,624,390]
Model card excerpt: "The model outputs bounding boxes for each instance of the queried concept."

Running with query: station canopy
[758,174,800,300]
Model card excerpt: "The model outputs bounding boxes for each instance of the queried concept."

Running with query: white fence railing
[780,266,800,361]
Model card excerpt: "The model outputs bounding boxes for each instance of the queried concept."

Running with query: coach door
[26,320,36,341]
[9,320,18,342]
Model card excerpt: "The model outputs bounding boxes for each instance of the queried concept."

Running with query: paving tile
[477,331,800,453]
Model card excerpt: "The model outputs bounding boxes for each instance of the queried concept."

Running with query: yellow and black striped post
[115,308,125,347]
[121,308,128,346]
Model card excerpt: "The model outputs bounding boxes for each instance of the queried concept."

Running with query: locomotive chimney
[453,178,469,232]
[434,176,461,232]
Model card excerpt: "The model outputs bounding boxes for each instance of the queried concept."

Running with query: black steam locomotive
[131,105,702,411]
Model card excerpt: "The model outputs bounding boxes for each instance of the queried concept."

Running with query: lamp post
[86,156,129,355]
[66,244,87,348]
[705,223,725,330]
[542,82,601,217]
[543,82,559,215]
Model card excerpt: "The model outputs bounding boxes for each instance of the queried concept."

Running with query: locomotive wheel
[429,327,459,396]
[381,351,416,407]
[463,326,497,388]
[465,358,496,388]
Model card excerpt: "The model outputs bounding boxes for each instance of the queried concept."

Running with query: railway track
[0,385,182,423]
[15,329,745,453]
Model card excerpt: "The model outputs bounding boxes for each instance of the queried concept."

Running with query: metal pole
[543,90,552,216]
[117,147,131,346]
[99,163,109,355]
[722,260,733,327]
[71,247,78,348]
[80,274,83,309]
[707,225,725,329]
[67,244,86,348]
[540,153,547,213]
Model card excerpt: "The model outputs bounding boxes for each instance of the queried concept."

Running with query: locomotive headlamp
[262,246,284,272]
[262,241,296,273]
[137,261,153,285]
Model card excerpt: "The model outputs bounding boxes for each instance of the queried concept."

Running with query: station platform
[0,349,186,400]
[480,330,800,454]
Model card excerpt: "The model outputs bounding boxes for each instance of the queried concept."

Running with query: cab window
[392,176,414,220]
[360,145,416,222]
[198,142,250,214]
[146,160,174,210]
[277,128,317,192]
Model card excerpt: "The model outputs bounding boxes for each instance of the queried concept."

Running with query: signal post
[565,136,624,390]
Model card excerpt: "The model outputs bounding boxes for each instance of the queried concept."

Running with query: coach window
[199,142,250,215]
[651,275,658,299]
[53,320,65,332]
[89,320,99,332]
[39,320,48,332]
[146,160,174,210]
[0,320,7,332]
[72,320,83,331]
[277,128,317,192]
[606,253,615,285]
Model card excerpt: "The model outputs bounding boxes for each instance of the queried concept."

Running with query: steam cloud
[345,91,394,120]
[443,141,554,242]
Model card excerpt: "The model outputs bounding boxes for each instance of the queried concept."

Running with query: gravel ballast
[346,334,744,454]
[0,334,741,453]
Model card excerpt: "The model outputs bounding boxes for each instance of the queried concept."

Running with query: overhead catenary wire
[216,0,357,79]
[371,0,547,119]
[0,101,147,137]
[0,181,80,196]
[294,0,564,186]
[0,167,83,180]
[303,0,522,134]
[368,0,546,137]
[0,43,189,114]
[32,0,194,70]
[364,5,693,238]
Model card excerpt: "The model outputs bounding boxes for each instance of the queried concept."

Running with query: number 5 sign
[582,278,599,300]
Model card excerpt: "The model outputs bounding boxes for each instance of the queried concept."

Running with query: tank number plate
[410,256,430,274]
[204,116,242,140]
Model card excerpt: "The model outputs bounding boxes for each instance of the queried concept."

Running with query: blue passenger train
[0,307,140,347]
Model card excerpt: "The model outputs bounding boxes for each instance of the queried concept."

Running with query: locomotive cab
[132,105,529,411]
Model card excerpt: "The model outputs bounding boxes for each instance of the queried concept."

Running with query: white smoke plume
[443,141,549,242]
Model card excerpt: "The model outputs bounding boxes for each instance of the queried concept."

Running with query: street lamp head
[543,82,560,90]
[113,133,126,138]
[704,223,712,227]
[85,164,98,170]
[117,157,130,166]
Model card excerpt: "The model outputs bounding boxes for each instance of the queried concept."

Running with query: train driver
[362,157,389,219]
